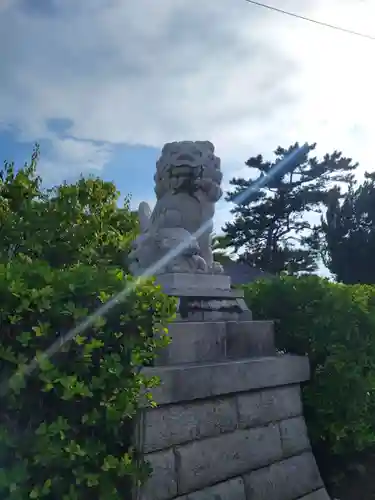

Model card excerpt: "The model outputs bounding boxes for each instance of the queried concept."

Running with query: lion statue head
[154,140,223,202]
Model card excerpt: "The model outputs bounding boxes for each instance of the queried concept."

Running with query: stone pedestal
[136,318,331,500]
[155,273,252,322]
[130,139,330,499]
[156,273,232,292]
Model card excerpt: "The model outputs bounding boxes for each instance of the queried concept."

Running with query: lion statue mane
[129,140,224,276]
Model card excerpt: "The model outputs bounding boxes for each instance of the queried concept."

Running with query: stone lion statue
[129,140,224,276]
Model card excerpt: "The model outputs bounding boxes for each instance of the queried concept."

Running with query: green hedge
[0,257,176,500]
[243,275,375,456]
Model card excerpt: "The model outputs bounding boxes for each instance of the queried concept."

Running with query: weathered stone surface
[243,452,324,500]
[202,311,240,322]
[177,311,205,322]
[156,273,231,292]
[298,488,331,499]
[169,288,245,298]
[143,355,310,406]
[238,386,303,429]
[226,320,275,358]
[175,424,283,494]
[155,320,277,366]
[279,416,311,457]
[236,298,253,319]
[176,478,246,500]
[177,294,250,324]
[174,292,252,322]
[143,397,238,453]
[155,321,227,366]
[140,448,177,500]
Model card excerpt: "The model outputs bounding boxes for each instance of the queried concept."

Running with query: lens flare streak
[0,142,309,394]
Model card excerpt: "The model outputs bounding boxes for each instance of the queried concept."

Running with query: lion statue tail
[138,201,152,232]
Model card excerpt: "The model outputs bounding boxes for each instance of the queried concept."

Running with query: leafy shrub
[0,148,177,497]
[0,257,176,500]
[243,275,375,456]
[0,146,139,271]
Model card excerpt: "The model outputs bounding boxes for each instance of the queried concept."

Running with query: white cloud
[1,0,374,188]
[0,1,300,166]
[37,138,113,185]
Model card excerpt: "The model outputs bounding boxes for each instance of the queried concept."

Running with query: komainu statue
[129,140,224,276]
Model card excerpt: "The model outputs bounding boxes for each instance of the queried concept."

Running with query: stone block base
[136,320,331,500]
[154,320,276,366]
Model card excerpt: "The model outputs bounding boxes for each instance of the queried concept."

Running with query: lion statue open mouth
[129,140,224,276]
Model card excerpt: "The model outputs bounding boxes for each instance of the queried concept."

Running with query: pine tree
[316,173,375,283]
[222,142,357,274]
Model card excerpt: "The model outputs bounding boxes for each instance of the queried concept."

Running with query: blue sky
[0,120,160,206]
[1,0,373,231]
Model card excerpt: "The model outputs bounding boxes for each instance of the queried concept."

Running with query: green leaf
[0,148,177,499]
